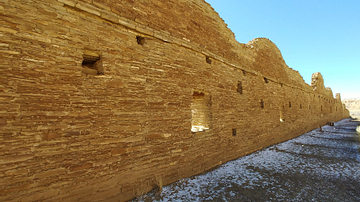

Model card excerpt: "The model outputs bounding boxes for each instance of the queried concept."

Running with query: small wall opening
[289,101,291,108]
[237,81,243,94]
[206,56,212,64]
[336,106,337,111]
[81,50,103,75]
[232,129,237,136]
[321,105,323,111]
[260,99,264,109]
[264,77,269,83]
[280,110,285,122]
[136,36,146,45]
[280,83,283,87]
[242,70,246,76]
[191,91,212,132]
[300,104,302,109]
[330,107,332,113]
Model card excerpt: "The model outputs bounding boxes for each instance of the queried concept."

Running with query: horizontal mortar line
[59,0,336,99]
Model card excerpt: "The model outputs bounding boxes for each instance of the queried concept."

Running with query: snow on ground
[133,118,360,202]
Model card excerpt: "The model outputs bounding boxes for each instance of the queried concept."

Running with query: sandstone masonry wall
[0,0,349,201]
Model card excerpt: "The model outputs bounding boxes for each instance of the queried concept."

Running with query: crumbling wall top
[311,72,334,97]
[73,0,324,94]
[91,0,239,59]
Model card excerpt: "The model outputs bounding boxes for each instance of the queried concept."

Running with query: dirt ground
[132,118,360,202]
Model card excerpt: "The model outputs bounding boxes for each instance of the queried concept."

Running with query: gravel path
[133,118,360,202]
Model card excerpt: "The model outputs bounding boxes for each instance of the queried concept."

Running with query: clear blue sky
[205,0,360,99]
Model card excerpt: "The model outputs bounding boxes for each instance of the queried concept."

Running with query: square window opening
[82,50,103,75]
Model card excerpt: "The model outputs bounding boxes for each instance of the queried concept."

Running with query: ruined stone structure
[0,0,349,201]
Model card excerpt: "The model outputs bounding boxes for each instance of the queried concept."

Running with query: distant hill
[343,99,360,110]
[342,99,360,119]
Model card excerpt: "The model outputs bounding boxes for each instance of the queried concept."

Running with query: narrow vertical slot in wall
[191,91,212,132]
[280,109,284,122]
[260,99,264,109]
[232,129,237,136]
[206,56,212,64]
[237,81,243,94]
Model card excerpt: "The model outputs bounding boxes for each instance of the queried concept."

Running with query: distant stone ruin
[0,0,349,201]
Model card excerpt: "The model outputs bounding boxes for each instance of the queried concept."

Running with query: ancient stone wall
[0,0,349,201]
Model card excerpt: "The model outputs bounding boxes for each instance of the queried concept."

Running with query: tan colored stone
[3,155,34,164]
[81,67,98,75]
[41,133,62,140]
[69,163,93,172]
[58,0,76,7]
[75,2,101,16]
[34,168,66,178]
[106,80,124,88]
[111,147,127,156]
[0,26,17,34]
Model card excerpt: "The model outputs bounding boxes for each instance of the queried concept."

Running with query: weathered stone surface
[0,0,349,202]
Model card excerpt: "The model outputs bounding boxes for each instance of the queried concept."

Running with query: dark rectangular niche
[82,50,103,75]
[232,129,237,136]
[237,81,243,94]
[232,128,236,137]
[206,56,212,64]
[136,36,146,45]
